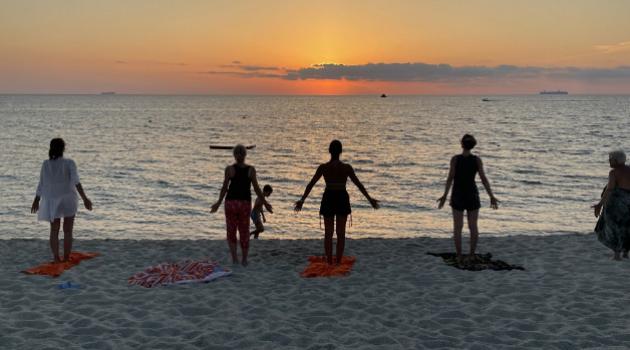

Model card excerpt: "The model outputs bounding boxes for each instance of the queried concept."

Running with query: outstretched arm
[250,167,273,213]
[348,165,379,209]
[211,166,232,213]
[437,156,457,209]
[477,157,498,209]
[294,165,324,212]
[593,171,616,217]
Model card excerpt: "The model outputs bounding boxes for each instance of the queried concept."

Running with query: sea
[0,94,628,240]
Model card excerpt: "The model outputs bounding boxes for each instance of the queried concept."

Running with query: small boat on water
[482,98,491,102]
[100,91,116,95]
[380,94,387,98]
[540,90,568,95]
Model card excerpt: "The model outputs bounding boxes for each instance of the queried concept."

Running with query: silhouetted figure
[211,144,272,266]
[437,134,498,264]
[295,140,379,265]
[250,184,273,239]
[593,150,630,260]
[31,138,93,262]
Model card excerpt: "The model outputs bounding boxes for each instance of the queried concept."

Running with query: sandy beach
[2,234,630,349]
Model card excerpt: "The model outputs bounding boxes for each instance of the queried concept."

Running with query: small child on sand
[250,185,273,239]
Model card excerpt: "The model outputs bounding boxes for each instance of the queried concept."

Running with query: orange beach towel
[22,252,99,277]
[300,256,356,278]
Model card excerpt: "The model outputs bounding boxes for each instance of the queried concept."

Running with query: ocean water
[0,95,628,240]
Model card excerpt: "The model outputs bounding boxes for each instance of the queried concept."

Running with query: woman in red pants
[211,144,272,266]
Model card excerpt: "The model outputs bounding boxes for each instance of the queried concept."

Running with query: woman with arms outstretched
[210,144,272,266]
[295,140,379,265]
[438,134,498,263]
[31,138,93,262]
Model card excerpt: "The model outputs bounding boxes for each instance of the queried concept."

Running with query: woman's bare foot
[612,252,622,261]
[241,259,248,267]
[623,251,629,259]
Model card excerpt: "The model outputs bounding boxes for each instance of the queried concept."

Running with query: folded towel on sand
[128,260,231,288]
[427,252,525,271]
[300,256,356,278]
[22,252,100,277]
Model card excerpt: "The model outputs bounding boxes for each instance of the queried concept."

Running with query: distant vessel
[482,98,490,102]
[540,90,568,95]
[380,94,387,98]
[100,91,116,95]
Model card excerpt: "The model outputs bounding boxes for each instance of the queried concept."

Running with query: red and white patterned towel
[128,259,231,288]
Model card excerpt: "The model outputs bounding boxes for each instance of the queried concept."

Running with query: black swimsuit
[226,165,251,201]
[319,184,351,217]
[450,154,481,211]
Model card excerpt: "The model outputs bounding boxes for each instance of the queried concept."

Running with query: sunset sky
[2,0,630,94]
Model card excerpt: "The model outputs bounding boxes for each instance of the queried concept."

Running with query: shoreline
[4,234,630,349]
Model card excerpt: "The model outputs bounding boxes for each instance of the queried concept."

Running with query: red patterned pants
[224,200,251,250]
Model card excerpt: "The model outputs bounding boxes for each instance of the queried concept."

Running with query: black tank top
[453,155,478,193]
[226,165,251,201]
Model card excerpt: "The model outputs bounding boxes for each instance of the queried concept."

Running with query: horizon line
[2,92,630,97]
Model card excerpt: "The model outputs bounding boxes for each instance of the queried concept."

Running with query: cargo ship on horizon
[539,90,568,95]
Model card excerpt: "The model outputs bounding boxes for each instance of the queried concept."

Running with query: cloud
[594,40,630,54]
[116,60,188,66]
[240,65,281,71]
[288,63,630,82]
[200,70,287,79]
[203,61,630,83]
[220,61,280,71]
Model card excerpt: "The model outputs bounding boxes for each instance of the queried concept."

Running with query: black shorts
[319,190,352,217]
[450,189,481,211]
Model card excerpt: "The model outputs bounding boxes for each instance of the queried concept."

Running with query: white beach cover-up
[36,157,80,222]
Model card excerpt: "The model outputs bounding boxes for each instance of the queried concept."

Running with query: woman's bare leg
[324,216,334,265]
[62,216,75,262]
[452,209,464,262]
[50,219,61,262]
[467,210,479,257]
[335,215,348,265]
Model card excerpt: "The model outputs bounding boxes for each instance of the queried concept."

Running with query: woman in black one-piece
[438,134,499,263]
[295,140,379,265]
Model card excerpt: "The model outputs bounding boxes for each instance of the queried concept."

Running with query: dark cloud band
[206,62,630,82]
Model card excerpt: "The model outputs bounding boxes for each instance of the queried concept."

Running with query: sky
[1,0,630,94]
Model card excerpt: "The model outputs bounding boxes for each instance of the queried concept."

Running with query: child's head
[263,184,273,197]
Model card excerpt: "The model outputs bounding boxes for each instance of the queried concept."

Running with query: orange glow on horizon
[2,1,630,94]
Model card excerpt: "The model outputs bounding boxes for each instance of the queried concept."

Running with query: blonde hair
[609,150,626,165]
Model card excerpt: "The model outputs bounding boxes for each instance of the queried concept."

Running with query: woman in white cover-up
[31,138,92,262]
